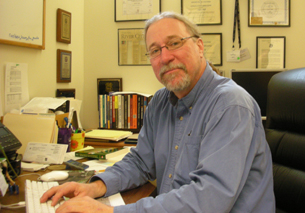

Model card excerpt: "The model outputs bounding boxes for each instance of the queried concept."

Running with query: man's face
[146,18,204,97]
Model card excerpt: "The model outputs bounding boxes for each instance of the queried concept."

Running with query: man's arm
[98,105,272,212]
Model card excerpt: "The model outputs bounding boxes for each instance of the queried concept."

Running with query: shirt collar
[169,63,215,107]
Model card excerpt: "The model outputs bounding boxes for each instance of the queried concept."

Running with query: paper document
[20,97,66,114]
[84,147,131,172]
[22,142,68,164]
[0,168,9,197]
[97,193,125,206]
[4,62,29,113]
[85,129,133,141]
[21,162,49,171]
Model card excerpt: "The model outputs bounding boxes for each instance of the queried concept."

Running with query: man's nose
[160,46,174,64]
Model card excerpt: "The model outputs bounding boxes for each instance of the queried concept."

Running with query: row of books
[98,92,153,130]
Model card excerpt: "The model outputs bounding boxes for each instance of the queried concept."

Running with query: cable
[0,201,26,209]
[0,145,18,178]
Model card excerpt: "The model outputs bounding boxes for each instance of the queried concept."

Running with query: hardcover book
[75,147,121,160]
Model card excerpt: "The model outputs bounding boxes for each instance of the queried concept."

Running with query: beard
[159,63,191,92]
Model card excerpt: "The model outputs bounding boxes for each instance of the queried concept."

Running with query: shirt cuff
[114,203,137,213]
[90,172,120,197]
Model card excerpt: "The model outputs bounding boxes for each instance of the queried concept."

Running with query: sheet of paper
[21,162,49,171]
[4,62,29,113]
[64,146,94,161]
[22,142,68,164]
[20,97,66,114]
[0,168,9,197]
[96,193,125,206]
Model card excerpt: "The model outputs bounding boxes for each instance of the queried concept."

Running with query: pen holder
[70,131,85,151]
[58,128,72,152]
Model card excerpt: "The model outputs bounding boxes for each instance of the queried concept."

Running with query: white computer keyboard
[25,180,65,213]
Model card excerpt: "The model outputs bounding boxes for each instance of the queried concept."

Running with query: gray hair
[144,11,201,43]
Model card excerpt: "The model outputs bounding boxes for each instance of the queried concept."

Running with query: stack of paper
[85,129,133,141]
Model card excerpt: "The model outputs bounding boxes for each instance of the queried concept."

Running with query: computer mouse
[40,171,69,182]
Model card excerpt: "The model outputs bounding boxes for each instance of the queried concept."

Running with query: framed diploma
[57,9,72,43]
[181,0,222,25]
[57,49,72,83]
[248,0,290,27]
[256,37,286,69]
[118,28,150,66]
[200,33,222,66]
[115,0,161,22]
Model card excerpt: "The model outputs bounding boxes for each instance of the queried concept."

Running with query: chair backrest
[265,68,305,213]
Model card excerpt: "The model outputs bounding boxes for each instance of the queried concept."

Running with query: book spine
[144,97,147,114]
[133,94,137,129]
[107,95,110,128]
[103,95,106,128]
[124,94,128,129]
[128,95,131,129]
[115,95,118,129]
[110,95,113,128]
[99,95,103,128]
[118,95,122,129]
[137,95,141,129]
[121,95,124,129]
[140,95,144,128]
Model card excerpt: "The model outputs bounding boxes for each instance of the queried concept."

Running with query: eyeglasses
[145,36,197,59]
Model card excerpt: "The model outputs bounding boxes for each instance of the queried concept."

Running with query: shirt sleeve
[96,104,270,212]
[90,102,157,197]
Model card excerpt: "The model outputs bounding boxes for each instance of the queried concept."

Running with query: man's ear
[197,38,204,58]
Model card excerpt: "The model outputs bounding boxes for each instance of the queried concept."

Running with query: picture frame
[181,0,222,25]
[57,49,72,83]
[248,0,290,27]
[200,33,222,66]
[118,28,150,66]
[0,0,46,49]
[256,36,286,69]
[97,78,122,96]
[57,8,71,43]
[56,89,75,98]
[115,0,161,22]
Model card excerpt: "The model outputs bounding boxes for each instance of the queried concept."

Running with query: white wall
[0,0,85,118]
[83,0,305,129]
[1,1,305,130]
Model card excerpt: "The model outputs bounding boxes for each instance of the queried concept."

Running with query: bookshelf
[98,92,152,133]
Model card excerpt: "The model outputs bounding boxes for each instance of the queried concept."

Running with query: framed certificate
[115,0,161,22]
[181,0,222,25]
[256,37,286,69]
[57,9,71,43]
[57,49,72,83]
[118,28,150,66]
[248,0,290,27]
[200,33,222,66]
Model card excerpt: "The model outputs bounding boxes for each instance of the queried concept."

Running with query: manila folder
[3,113,56,155]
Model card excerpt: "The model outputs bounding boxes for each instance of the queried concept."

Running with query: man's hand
[40,180,107,206]
[55,196,114,213]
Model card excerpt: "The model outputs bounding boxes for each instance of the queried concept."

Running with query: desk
[0,169,155,213]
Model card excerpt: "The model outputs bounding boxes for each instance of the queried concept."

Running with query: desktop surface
[0,165,155,213]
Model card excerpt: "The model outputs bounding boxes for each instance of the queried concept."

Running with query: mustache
[159,63,187,78]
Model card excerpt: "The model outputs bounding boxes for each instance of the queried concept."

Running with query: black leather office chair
[265,67,305,213]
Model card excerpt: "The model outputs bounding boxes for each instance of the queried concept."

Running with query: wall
[1,1,305,130]
[83,0,305,129]
[0,0,85,118]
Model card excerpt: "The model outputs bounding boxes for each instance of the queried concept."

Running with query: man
[41,12,275,212]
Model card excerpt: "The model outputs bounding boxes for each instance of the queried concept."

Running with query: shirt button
[169,174,172,178]
[175,145,179,150]
[180,116,183,121]
[189,106,192,109]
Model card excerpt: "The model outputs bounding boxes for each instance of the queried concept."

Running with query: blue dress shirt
[91,64,275,212]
